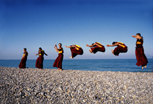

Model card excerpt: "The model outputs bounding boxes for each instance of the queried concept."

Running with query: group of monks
[19,33,148,70]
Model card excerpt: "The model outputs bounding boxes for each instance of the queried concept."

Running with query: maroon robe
[91,43,105,54]
[135,38,148,66]
[19,52,28,68]
[70,46,83,58]
[35,50,44,69]
[113,42,128,56]
[53,48,64,69]
[53,53,63,69]
[35,56,44,68]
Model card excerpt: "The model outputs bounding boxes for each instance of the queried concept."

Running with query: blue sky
[0,0,153,59]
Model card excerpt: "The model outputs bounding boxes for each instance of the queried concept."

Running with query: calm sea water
[0,59,153,72]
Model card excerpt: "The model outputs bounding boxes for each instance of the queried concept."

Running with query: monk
[132,33,148,69]
[53,43,64,71]
[35,47,48,69]
[107,42,128,56]
[65,44,83,58]
[86,42,105,54]
[19,48,28,68]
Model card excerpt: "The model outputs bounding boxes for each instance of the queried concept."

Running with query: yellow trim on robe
[76,45,81,48]
[118,42,125,48]
[39,50,44,56]
[136,42,141,44]
[23,54,25,57]
[75,45,81,50]
[118,42,124,44]
[96,42,102,47]
[59,50,63,53]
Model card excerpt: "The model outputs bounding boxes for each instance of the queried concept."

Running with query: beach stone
[0,67,152,104]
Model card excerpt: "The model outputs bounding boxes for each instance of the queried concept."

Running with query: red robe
[70,45,83,58]
[113,42,128,56]
[91,42,105,54]
[19,52,28,68]
[53,48,64,69]
[35,50,44,69]
[135,38,148,66]
[35,56,44,68]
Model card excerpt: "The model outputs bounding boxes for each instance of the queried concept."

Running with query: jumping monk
[86,42,105,54]
[65,44,83,58]
[53,43,64,71]
[35,47,48,69]
[19,48,28,68]
[132,33,148,69]
[107,42,128,56]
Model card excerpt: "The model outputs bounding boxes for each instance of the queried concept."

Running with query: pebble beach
[0,67,152,104]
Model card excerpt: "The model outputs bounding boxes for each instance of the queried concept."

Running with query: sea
[0,59,153,72]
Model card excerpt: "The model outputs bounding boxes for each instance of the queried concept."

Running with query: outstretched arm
[35,50,41,56]
[132,35,141,39]
[65,45,70,48]
[44,52,48,56]
[65,45,75,48]
[86,44,95,47]
[132,35,136,38]
[107,43,119,47]
[35,52,39,56]
[107,44,113,47]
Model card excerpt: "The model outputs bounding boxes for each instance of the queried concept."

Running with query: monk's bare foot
[57,68,60,70]
[145,66,147,68]
[59,69,63,71]
[142,67,144,69]
[89,49,92,53]
[111,50,114,53]
[70,56,73,59]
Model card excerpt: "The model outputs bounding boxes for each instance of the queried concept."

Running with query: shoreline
[0,67,152,103]
[1,66,153,73]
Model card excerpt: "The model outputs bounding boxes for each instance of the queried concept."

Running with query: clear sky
[0,0,153,59]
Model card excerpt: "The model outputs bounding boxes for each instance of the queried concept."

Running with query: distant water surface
[0,59,153,72]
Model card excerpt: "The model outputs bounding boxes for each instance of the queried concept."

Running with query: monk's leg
[59,54,63,71]
[70,53,77,58]
[111,50,114,54]
[142,65,147,69]
[70,47,77,58]
[70,51,77,58]
[113,47,120,56]
[89,49,92,53]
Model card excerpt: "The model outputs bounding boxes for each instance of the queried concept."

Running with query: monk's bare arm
[54,44,59,52]
[65,45,75,48]
[107,43,118,47]
[86,44,95,47]
[132,35,136,38]
[132,35,141,39]
[35,53,39,56]
[35,51,41,56]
